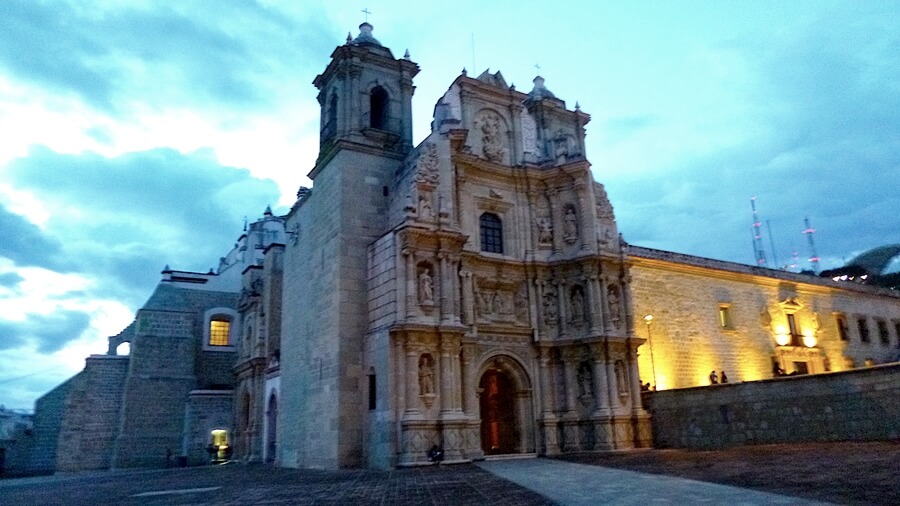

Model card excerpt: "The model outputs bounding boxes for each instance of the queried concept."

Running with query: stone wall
[182,390,233,466]
[628,247,900,391]
[29,377,76,474]
[645,363,900,449]
[55,355,129,472]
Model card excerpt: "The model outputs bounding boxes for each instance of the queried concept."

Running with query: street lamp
[643,314,657,390]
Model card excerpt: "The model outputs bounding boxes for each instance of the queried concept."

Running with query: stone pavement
[0,457,837,505]
[477,457,833,505]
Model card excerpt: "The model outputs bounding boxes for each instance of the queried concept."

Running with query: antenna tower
[750,197,767,267]
[802,216,820,273]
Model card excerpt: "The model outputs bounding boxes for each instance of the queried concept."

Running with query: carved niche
[569,285,586,327]
[417,263,435,307]
[607,284,622,329]
[418,353,436,406]
[562,204,578,245]
[475,109,507,163]
[542,287,558,326]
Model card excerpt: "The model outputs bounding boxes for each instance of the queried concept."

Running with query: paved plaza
[1,442,894,505]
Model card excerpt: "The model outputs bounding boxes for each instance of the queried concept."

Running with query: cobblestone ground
[555,441,900,506]
[0,463,553,506]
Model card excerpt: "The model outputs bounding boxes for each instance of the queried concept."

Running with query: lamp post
[643,314,657,390]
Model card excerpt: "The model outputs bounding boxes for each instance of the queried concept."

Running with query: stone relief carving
[542,288,558,326]
[418,353,435,395]
[594,184,615,220]
[514,284,528,323]
[614,359,629,400]
[413,142,440,185]
[554,130,570,164]
[418,195,433,221]
[607,284,621,329]
[537,216,553,245]
[563,206,578,244]
[477,110,506,163]
[418,266,434,306]
[521,112,538,156]
[570,287,585,325]
[577,361,593,398]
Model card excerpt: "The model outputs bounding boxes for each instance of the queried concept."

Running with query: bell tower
[312,22,419,169]
[279,23,419,469]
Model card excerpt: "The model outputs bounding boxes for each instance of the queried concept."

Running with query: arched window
[370,86,388,129]
[203,307,238,350]
[480,212,503,254]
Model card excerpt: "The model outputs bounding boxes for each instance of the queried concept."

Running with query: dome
[350,22,382,47]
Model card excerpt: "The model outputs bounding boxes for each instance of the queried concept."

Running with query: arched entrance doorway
[479,369,518,455]
[265,393,277,463]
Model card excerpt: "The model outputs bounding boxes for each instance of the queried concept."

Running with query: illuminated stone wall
[645,362,900,448]
[629,246,900,391]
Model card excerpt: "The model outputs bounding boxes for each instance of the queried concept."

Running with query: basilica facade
[23,23,900,475]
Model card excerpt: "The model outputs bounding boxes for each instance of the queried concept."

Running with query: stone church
[25,23,900,474]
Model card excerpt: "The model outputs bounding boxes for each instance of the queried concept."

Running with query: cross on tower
[534,63,541,75]
[361,7,371,22]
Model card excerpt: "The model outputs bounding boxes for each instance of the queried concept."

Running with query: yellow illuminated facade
[628,246,900,390]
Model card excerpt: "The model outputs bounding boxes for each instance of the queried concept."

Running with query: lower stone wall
[644,363,900,449]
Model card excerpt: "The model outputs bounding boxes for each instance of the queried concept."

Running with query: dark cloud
[0,310,91,354]
[0,272,24,288]
[0,0,334,112]
[6,146,281,305]
[0,204,66,270]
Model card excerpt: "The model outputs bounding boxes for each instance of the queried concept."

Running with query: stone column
[439,337,452,414]
[549,189,562,254]
[557,281,568,339]
[460,343,473,414]
[459,270,474,326]
[601,277,613,334]
[395,335,406,415]
[591,344,610,415]
[450,341,463,412]
[586,272,601,335]
[563,349,578,414]
[404,250,416,320]
[404,345,420,418]
[605,342,618,413]
[575,182,591,251]
[538,347,555,415]
[439,253,452,323]
[621,272,635,337]
[627,341,644,414]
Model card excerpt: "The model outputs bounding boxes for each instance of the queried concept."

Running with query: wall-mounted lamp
[643,314,657,389]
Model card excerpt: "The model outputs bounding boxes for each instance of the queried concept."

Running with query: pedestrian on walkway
[709,370,718,384]
[720,371,728,384]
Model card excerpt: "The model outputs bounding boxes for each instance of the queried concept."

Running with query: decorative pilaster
[404,249,416,319]
[591,344,610,416]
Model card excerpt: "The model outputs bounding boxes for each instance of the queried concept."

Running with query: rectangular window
[857,317,870,344]
[718,305,733,329]
[787,313,801,346]
[835,314,849,341]
[876,320,889,345]
[209,320,230,346]
[368,373,376,410]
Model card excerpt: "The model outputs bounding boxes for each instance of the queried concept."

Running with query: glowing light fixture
[802,329,817,348]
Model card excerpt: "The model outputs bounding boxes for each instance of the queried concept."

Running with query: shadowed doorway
[479,369,518,455]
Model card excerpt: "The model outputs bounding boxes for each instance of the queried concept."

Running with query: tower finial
[361,7,371,22]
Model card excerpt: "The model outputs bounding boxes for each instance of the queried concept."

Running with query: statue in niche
[537,216,553,244]
[614,360,628,397]
[577,361,593,397]
[543,289,558,326]
[563,207,578,244]
[418,354,435,395]
[418,196,433,221]
[419,267,434,305]
[479,111,506,163]
[570,288,584,324]
[607,285,621,328]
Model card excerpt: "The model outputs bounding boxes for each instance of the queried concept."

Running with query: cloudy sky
[1,0,898,410]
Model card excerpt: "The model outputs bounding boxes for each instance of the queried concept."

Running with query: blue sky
[1,0,898,410]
